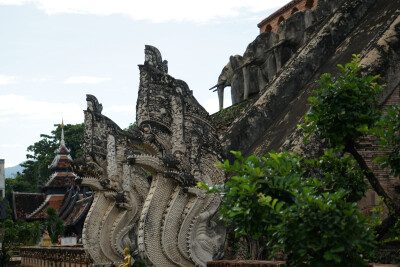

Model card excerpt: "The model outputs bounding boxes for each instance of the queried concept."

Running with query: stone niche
[79,45,226,267]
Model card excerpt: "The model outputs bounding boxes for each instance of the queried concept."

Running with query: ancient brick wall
[358,84,400,216]
[258,0,318,34]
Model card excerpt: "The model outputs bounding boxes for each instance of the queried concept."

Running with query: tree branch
[375,215,396,241]
[345,144,400,215]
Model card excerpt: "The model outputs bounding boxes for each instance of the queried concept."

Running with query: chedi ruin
[60,0,400,265]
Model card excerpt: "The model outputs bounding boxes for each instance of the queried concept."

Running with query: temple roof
[58,186,75,217]
[48,121,72,170]
[26,194,65,219]
[64,195,93,226]
[12,192,46,220]
[12,190,90,221]
[59,190,79,219]
[44,172,77,189]
[12,192,65,220]
[48,154,73,170]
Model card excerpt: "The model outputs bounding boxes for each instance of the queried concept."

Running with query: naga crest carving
[80,45,226,267]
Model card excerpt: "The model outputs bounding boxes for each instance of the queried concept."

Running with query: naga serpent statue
[78,45,226,267]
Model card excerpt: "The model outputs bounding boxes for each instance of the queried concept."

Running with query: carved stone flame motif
[80,45,226,267]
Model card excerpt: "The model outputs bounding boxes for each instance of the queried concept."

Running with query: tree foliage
[302,54,400,229]
[0,202,42,266]
[44,207,65,244]
[374,104,400,177]
[305,148,368,203]
[124,122,137,131]
[200,55,400,265]
[301,54,383,147]
[200,150,375,266]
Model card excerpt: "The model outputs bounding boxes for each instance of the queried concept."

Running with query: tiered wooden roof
[12,122,93,236]
[13,192,46,220]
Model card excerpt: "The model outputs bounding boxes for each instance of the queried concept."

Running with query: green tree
[5,177,33,201]
[124,122,137,131]
[44,207,65,244]
[302,55,382,147]
[374,104,400,177]
[200,151,375,266]
[302,54,400,237]
[0,202,42,266]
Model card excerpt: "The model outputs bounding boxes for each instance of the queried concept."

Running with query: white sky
[0,0,290,167]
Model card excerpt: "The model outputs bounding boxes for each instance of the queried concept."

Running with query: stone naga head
[144,45,168,73]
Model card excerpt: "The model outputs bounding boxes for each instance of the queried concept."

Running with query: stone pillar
[242,67,250,101]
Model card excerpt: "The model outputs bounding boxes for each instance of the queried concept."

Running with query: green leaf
[197,182,209,190]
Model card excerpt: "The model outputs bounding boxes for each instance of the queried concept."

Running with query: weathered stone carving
[213,0,342,110]
[218,0,376,159]
[145,45,168,73]
[81,46,226,267]
[86,94,103,114]
[211,55,244,110]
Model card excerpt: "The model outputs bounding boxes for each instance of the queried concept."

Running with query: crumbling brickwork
[358,84,400,216]
[258,0,318,33]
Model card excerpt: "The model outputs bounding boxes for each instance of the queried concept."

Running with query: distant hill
[5,164,24,178]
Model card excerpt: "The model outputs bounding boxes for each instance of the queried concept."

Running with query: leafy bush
[374,104,400,178]
[278,186,374,266]
[200,151,375,266]
[301,54,383,147]
[305,148,368,202]
[44,207,65,244]
[0,204,43,266]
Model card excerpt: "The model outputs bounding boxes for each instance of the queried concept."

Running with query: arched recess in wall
[265,24,272,32]
[291,7,299,15]
[277,16,285,26]
[305,0,314,9]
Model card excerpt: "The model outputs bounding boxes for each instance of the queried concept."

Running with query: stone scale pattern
[79,46,226,267]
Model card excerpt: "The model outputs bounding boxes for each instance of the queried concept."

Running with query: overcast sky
[0,0,291,168]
